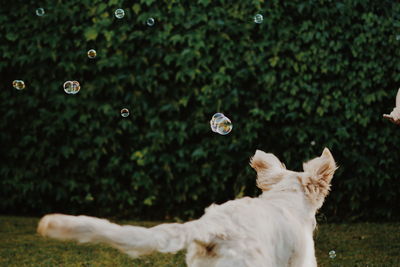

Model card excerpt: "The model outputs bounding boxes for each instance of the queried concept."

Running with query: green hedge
[1,0,399,221]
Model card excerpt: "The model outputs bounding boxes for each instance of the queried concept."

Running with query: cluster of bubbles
[63,81,81,95]
[16,7,161,121]
[210,113,233,135]
[113,8,156,26]
[19,7,237,132]
[329,250,336,259]
[121,108,130,118]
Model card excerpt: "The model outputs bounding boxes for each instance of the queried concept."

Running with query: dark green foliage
[0,0,399,221]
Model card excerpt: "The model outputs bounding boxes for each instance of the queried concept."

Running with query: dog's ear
[303,148,336,183]
[250,150,286,191]
[250,150,286,172]
[300,148,337,208]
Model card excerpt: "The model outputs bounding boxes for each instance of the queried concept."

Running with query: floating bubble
[210,113,232,135]
[147,17,155,26]
[311,140,316,146]
[216,117,233,135]
[115,9,125,19]
[63,81,73,94]
[87,49,97,59]
[63,81,80,95]
[71,81,80,94]
[13,80,25,90]
[254,14,263,24]
[329,250,336,259]
[210,113,224,132]
[36,8,45,16]
[121,108,130,118]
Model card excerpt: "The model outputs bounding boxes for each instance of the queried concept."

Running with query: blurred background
[1,0,399,223]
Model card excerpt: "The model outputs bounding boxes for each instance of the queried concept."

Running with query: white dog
[38,148,337,267]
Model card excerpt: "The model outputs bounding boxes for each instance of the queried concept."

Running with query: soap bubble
[146,17,155,26]
[63,81,73,94]
[13,80,25,90]
[63,81,80,95]
[210,113,232,135]
[311,140,316,146]
[36,8,45,16]
[254,14,263,24]
[329,250,336,259]
[87,49,97,59]
[69,81,80,94]
[115,9,125,19]
[71,81,80,94]
[121,108,130,117]
[216,117,233,135]
[210,113,224,132]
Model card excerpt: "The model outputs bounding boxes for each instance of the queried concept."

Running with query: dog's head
[250,148,337,210]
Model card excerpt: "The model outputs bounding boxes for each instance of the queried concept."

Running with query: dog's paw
[383,113,400,125]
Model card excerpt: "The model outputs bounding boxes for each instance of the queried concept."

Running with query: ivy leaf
[84,27,98,41]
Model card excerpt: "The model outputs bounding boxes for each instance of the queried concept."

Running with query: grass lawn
[0,216,399,266]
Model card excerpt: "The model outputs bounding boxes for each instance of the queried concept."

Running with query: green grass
[0,216,399,266]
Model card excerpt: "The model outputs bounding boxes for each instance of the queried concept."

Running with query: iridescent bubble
[87,49,97,59]
[121,108,130,118]
[63,81,80,95]
[146,17,155,26]
[13,80,25,90]
[210,113,224,132]
[71,81,80,94]
[63,81,73,94]
[210,113,232,135]
[254,14,263,24]
[216,117,233,135]
[36,8,45,17]
[329,250,336,259]
[115,9,125,19]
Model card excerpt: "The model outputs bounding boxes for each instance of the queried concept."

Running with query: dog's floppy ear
[250,150,286,172]
[301,148,337,208]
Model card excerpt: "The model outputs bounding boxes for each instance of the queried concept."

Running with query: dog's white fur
[383,88,400,125]
[37,148,337,267]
